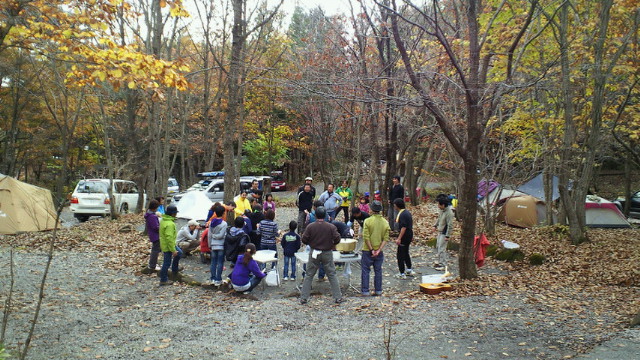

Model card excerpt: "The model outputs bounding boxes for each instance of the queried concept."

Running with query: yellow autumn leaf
[127,81,136,89]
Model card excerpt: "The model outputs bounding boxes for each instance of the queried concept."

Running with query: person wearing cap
[234,190,252,218]
[299,206,344,305]
[361,200,390,296]
[297,177,316,199]
[296,183,314,235]
[176,219,201,256]
[159,205,182,286]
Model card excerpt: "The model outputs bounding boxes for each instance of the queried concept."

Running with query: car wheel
[120,203,129,214]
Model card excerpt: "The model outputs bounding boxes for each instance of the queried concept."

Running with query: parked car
[270,171,286,191]
[614,191,640,218]
[173,178,253,203]
[70,179,146,222]
[167,177,179,196]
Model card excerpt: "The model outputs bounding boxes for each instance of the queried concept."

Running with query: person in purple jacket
[142,199,161,274]
[230,243,266,294]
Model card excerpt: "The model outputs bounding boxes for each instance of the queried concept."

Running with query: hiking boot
[159,280,173,286]
[395,273,407,279]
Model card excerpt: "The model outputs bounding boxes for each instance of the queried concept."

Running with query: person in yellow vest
[234,190,252,218]
[335,180,353,223]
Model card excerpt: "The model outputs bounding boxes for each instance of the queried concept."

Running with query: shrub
[495,249,525,262]
[529,253,545,265]
[485,245,499,257]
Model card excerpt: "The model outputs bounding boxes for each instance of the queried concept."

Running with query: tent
[175,190,212,222]
[585,195,630,228]
[517,173,561,201]
[0,175,58,234]
[496,195,546,228]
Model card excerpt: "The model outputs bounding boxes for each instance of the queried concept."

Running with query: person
[230,243,266,294]
[155,196,166,215]
[159,205,182,285]
[142,199,161,274]
[364,191,371,204]
[303,200,326,280]
[358,196,370,214]
[249,179,263,205]
[299,207,344,305]
[296,183,314,235]
[247,205,264,248]
[234,190,251,218]
[335,180,353,223]
[329,219,353,238]
[433,195,454,271]
[361,200,390,296]
[388,175,405,231]
[257,209,278,269]
[177,219,201,255]
[393,199,415,279]
[373,190,381,201]
[224,216,250,267]
[318,183,343,221]
[241,210,253,236]
[263,193,276,212]
[281,221,301,281]
[350,207,370,228]
[207,204,228,286]
[297,176,316,199]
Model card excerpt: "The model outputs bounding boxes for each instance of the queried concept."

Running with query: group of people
[142,175,456,301]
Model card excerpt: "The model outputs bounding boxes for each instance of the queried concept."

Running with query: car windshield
[272,175,284,181]
[76,181,108,194]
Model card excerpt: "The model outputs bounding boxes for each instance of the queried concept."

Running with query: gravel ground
[2,205,638,359]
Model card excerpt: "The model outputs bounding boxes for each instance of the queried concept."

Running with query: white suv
[70,179,146,222]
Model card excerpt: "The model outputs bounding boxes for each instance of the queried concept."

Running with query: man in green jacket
[361,200,390,296]
[159,205,182,285]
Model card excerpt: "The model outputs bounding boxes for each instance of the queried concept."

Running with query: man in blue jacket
[318,183,343,221]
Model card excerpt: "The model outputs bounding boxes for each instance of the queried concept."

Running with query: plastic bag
[265,270,279,286]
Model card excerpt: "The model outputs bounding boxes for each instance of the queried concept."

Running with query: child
[155,196,166,215]
[263,193,276,212]
[224,216,250,267]
[159,205,182,285]
[281,221,301,281]
[143,199,161,274]
[433,194,454,271]
[257,209,278,269]
[358,196,370,214]
[373,190,382,201]
[230,243,266,294]
[207,204,228,286]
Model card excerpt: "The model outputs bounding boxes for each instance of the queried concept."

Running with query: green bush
[495,249,525,262]
[485,245,499,257]
[529,253,545,265]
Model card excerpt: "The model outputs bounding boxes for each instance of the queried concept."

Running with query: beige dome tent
[0,175,58,234]
[497,195,545,228]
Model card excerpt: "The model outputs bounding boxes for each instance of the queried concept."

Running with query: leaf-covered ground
[2,205,639,358]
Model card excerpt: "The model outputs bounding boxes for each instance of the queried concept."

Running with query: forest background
[1,0,638,278]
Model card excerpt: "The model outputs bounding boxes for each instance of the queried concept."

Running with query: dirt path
[1,247,635,360]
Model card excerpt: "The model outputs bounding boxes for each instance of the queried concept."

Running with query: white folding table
[294,251,361,292]
[253,250,280,287]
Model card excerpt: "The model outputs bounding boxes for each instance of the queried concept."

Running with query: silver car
[70,179,146,222]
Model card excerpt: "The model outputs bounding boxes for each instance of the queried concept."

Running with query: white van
[70,179,146,222]
[173,178,253,203]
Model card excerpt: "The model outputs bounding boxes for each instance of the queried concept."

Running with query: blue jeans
[210,249,225,282]
[361,250,384,294]
[159,248,182,282]
[283,255,296,278]
[326,209,337,222]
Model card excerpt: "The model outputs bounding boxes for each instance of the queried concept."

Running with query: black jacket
[297,190,314,212]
